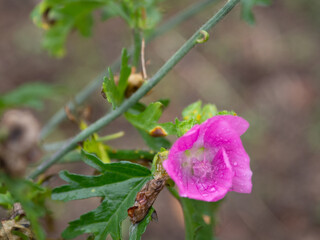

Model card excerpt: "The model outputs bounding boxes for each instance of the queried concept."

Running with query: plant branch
[29,0,240,179]
[132,29,142,69]
[57,149,155,163]
[39,0,220,140]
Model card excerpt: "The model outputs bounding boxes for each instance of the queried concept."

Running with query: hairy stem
[29,0,240,179]
[39,0,220,140]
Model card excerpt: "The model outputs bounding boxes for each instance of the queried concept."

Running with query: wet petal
[163,115,252,202]
[178,148,234,201]
[205,115,249,136]
[204,118,252,193]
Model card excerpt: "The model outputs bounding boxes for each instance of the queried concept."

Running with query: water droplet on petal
[233,162,238,166]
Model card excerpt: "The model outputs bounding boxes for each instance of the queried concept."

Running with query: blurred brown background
[1,0,320,239]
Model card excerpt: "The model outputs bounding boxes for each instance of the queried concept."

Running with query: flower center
[181,147,215,179]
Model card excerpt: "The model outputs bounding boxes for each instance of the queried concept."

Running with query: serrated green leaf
[181,198,221,240]
[32,0,163,56]
[81,149,106,172]
[129,207,154,240]
[52,150,152,239]
[102,49,131,109]
[103,68,119,109]
[31,0,106,56]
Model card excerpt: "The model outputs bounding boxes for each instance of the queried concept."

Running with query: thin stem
[132,29,142,69]
[39,0,219,140]
[96,131,124,142]
[141,38,147,79]
[29,0,240,179]
[57,149,155,163]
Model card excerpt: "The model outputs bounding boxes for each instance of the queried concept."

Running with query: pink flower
[163,115,252,202]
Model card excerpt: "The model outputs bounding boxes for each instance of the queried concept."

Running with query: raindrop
[233,162,238,166]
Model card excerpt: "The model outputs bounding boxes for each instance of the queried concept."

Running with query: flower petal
[204,118,252,193]
[175,124,200,151]
[205,115,249,136]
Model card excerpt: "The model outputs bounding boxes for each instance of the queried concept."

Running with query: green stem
[29,0,240,179]
[132,29,142,69]
[57,149,155,163]
[96,131,124,142]
[107,149,155,161]
[39,0,219,140]
[180,199,196,240]
[180,198,221,240]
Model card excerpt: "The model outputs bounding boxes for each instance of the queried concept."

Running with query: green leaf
[217,110,236,116]
[199,104,218,123]
[11,230,30,240]
[101,0,162,30]
[137,128,171,152]
[182,100,202,121]
[174,118,198,137]
[241,0,272,24]
[180,198,221,240]
[129,207,154,240]
[32,0,163,56]
[74,13,94,37]
[0,82,59,112]
[103,68,119,109]
[125,102,163,130]
[52,150,152,239]
[158,98,170,108]
[174,101,218,136]
[102,49,131,109]
[0,191,14,209]
[101,1,132,25]
[125,102,173,151]
[108,149,155,161]
[125,102,175,135]
[83,133,110,163]
[31,0,106,56]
